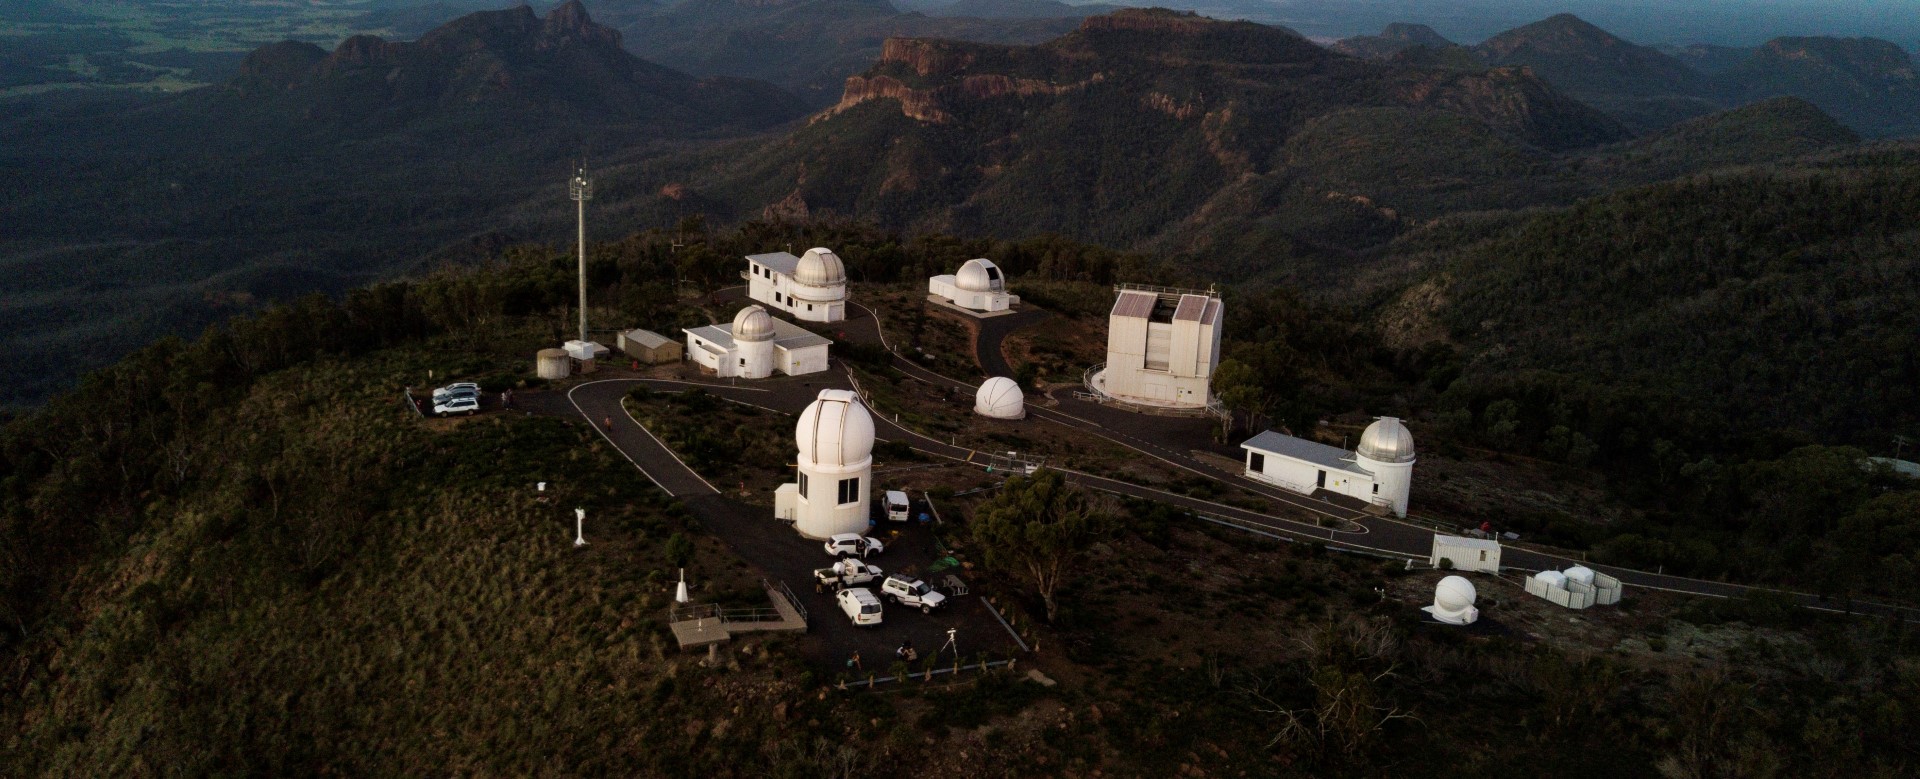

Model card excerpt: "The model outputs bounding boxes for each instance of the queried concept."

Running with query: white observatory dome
[794,247,846,286]
[1564,566,1596,586]
[732,305,774,342]
[1357,417,1416,463]
[955,258,1002,292]
[1435,575,1478,611]
[1533,570,1568,589]
[974,377,1025,419]
[796,389,875,466]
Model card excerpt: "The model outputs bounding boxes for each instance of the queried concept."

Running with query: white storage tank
[536,348,571,380]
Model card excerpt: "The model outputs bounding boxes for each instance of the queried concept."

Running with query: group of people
[845,639,918,673]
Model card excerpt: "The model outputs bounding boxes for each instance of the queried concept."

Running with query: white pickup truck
[813,559,883,592]
[880,574,947,613]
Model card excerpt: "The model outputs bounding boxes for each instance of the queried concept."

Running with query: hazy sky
[1200,0,1920,46]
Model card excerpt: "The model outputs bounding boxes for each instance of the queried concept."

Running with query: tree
[967,468,1108,623]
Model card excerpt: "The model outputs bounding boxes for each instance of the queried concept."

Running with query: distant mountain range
[0,1,805,407]
[623,9,1865,286]
[1331,13,1920,137]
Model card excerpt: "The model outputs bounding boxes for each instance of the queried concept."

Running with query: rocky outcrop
[1390,66,1631,150]
[829,68,1101,123]
[878,38,979,79]
[1141,92,1201,120]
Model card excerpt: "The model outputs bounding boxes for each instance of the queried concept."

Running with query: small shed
[619,328,682,364]
[1431,534,1501,573]
[536,348,571,380]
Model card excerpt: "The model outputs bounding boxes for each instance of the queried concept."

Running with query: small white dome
[1533,570,1568,588]
[1564,566,1595,585]
[794,247,846,287]
[974,377,1025,419]
[796,389,874,467]
[1435,575,1477,611]
[955,258,1002,292]
[1357,417,1416,464]
[732,305,774,342]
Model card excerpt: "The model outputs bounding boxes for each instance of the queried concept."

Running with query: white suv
[880,574,947,613]
[432,382,481,403]
[836,587,884,626]
[823,533,884,559]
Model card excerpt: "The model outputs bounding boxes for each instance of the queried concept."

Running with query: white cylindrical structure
[731,305,775,379]
[1356,416,1415,518]
[974,377,1025,419]
[792,389,875,539]
[536,348,571,380]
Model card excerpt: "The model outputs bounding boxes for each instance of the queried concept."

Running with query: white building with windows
[776,389,874,539]
[1240,417,1416,517]
[683,305,830,379]
[745,247,848,323]
[1089,286,1222,410]
[929,258,1018,312]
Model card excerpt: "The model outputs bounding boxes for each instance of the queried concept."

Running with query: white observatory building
[1525,565,1625,609]
[682,305,831,379]
[974,377,1025,419]
[776,389,875,539]
[746,247,849,323]
[1423,575,1479,625]
[1089,285,1222,410]
[1241,417,1416,517]
[929,258,1018,313]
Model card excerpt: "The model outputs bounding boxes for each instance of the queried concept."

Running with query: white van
[885,490,911,522]
[836,588,884,626]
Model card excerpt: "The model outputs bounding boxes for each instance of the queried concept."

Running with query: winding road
[556,293,1920,624]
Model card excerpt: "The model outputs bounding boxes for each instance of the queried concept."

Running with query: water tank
[536,348,570,380]
[974,377,1025,419]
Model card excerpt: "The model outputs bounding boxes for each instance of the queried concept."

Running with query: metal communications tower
[569,164,593,344]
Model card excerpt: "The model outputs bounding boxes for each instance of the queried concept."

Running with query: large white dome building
[777,389,876,539]
[929,258,1017,313]
[682,304,831,379]
[745,247,849,322]
[974,377,1025,419]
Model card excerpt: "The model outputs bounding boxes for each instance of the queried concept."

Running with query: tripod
[938,627,958,660]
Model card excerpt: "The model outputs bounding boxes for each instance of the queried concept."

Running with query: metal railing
[668,578,807,626]
[1113,281,1217,299]
[770,578,808,624]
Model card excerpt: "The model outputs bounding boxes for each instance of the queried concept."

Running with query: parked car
[823,533,884,558]
[433,396,480,417]
[432,382,480,403]
[884,490,911,522]
[835,587,884,626]
[880,574,947,613]
[814,559,883,591]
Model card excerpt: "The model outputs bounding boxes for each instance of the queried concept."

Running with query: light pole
[569,165,593,344]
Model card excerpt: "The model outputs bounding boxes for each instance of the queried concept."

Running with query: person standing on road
[603,415,613,430]
[848,651,863,672]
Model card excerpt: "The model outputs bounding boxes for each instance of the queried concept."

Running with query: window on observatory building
[1249,452,1265,472]
[798,473,809,498]
[837,477,859,505]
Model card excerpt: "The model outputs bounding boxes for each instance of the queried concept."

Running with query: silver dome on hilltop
[795,247,846,286]
[732,305,774,341]
[1356,417,1416,463]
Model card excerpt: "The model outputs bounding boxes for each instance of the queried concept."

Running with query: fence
[838,660,1015,689]
[669,579,807,626]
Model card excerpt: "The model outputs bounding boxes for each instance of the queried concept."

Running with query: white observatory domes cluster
[955,259,1002,292]
[795,247,847,287]
[1425,575,1480,625]
[974,377,1025,419]
[1357,417,1416,464]
[796,389,875,467]
[732,305,774,341]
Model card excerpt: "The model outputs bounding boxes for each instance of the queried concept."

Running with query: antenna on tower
[569,160,593,344]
